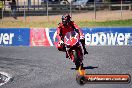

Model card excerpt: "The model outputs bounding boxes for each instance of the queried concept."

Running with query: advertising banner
[0,28,30,46]
[1,27,132,46]
[49,27,132,46]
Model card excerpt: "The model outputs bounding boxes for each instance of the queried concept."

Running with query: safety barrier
[0,27,132,46]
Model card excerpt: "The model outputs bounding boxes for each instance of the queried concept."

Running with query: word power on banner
[0,28,30,46]
[83,27,132,46]
[0,33,14,45]
[85,33,131,45]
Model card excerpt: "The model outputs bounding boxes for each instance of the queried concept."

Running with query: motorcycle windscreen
[64,31,80,46]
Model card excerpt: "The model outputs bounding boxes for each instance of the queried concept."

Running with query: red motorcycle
[63,31,84,70]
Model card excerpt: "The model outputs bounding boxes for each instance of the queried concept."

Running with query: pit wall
[0,27,132,46]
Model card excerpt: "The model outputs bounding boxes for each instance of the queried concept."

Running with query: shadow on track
[70,66,98,70]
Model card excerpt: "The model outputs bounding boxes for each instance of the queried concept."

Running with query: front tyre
[73,50,81,70]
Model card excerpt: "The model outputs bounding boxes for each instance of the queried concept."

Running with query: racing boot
[83,45,88,55]
[80,39,88,55]
[84,48,88,55]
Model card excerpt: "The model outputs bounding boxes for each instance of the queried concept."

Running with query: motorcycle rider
[57,14,88,58]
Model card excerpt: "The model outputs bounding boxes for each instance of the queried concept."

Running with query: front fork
[65,44,83,63]
[65,45,71,60]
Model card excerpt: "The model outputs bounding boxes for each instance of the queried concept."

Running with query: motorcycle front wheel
[73,50,82,70]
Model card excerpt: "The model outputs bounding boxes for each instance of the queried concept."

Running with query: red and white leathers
[57,21,86,55]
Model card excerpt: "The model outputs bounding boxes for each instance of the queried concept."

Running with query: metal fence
[0,1,132,27]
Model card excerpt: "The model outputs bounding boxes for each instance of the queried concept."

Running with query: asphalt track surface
[0,46,132,88]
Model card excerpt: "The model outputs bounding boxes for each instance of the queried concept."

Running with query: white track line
[0,71,12,86]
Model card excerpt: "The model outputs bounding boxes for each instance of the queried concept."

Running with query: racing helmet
[62,14,71,25]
